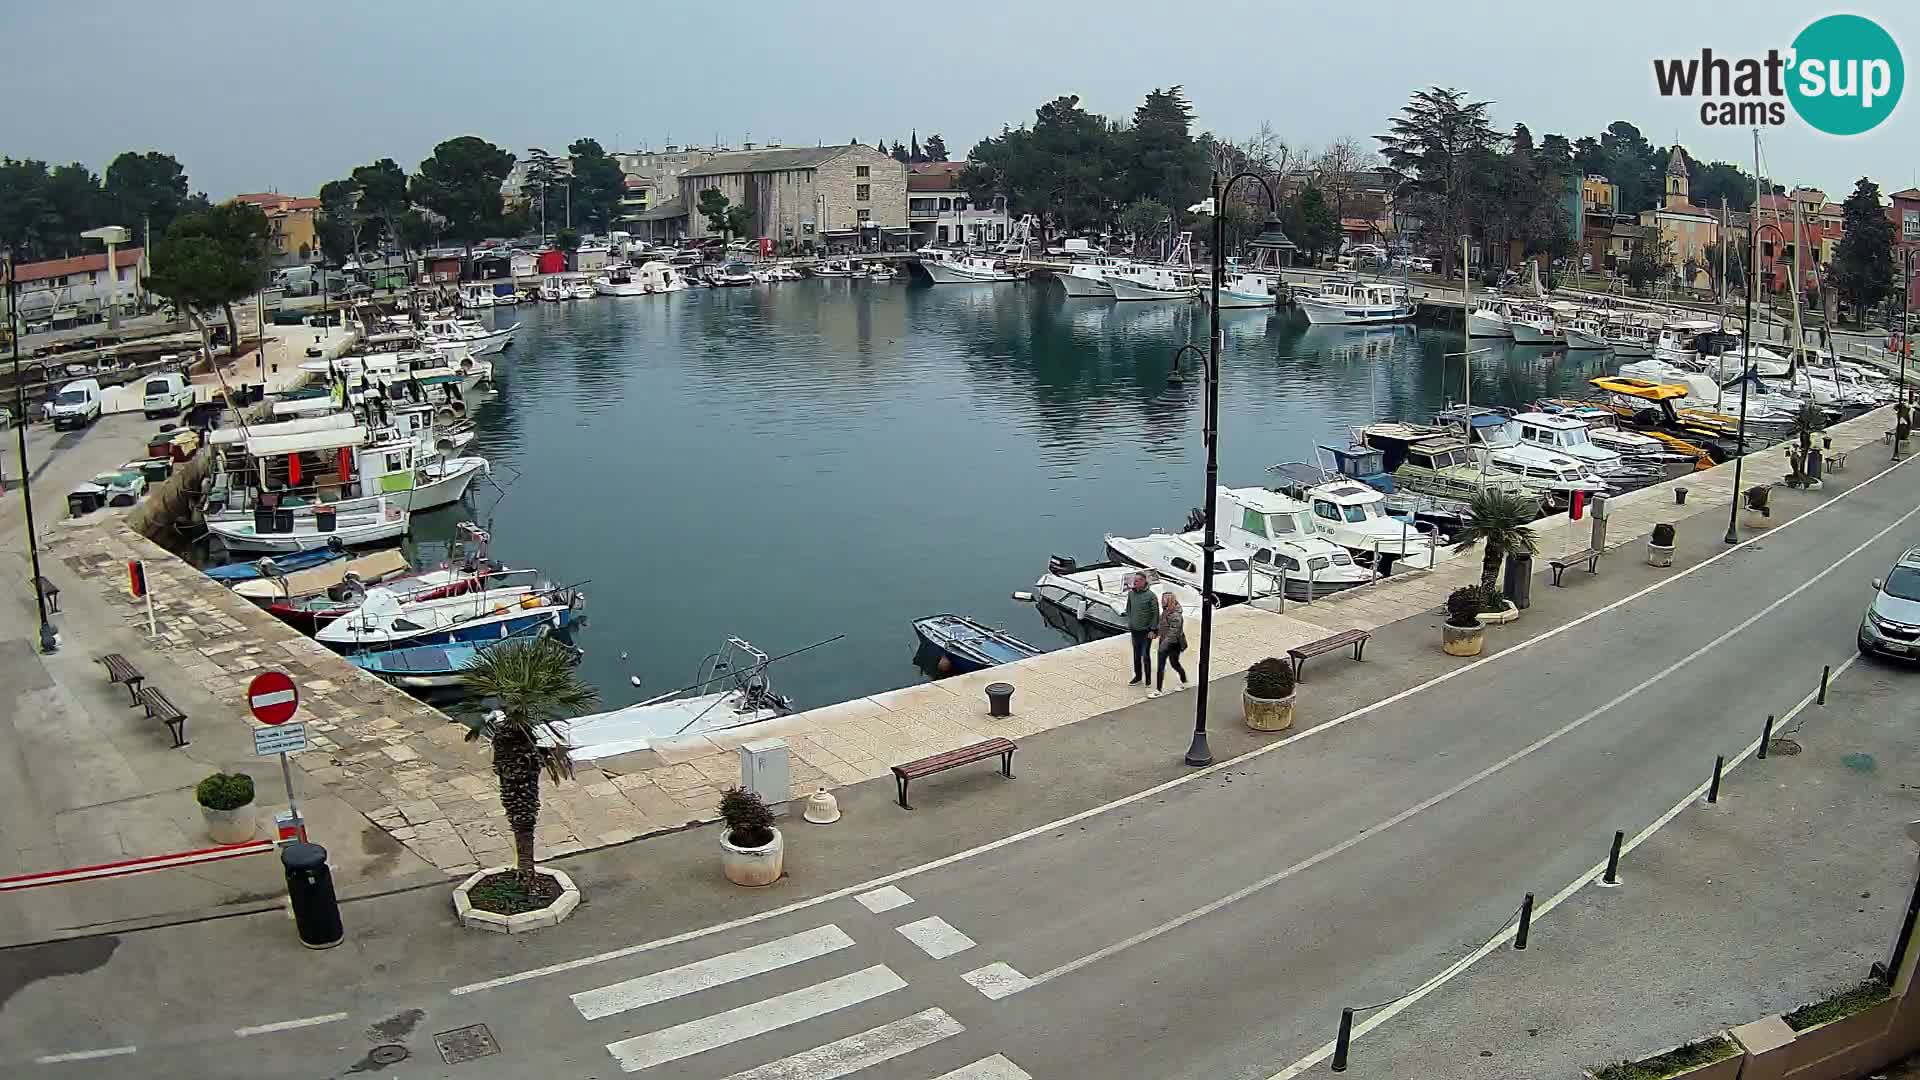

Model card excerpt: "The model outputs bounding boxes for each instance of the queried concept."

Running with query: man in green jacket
[1125,573,1159,686]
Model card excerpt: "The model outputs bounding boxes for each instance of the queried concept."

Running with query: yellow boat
[1588,378,1734,461]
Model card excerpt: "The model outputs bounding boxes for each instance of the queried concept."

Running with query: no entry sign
[247,671,299,725]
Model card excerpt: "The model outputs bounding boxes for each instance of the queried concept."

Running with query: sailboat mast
[1718,195,1729,330]
[1462,235,1472,411]
[1790,193,1805,372]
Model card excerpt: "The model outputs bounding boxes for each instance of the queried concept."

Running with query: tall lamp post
[5,248,58,652]
[1185,170,1286,768]
[1895,249,1911,463]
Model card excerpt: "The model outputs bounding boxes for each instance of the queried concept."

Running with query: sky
[4,1,1917,203]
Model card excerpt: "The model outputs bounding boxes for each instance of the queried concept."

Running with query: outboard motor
[1047,554,1078,576]
[1183,508,1207,533]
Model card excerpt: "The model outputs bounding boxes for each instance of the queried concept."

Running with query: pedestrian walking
[1151,591,1188,697]
[1124,573,1158,687]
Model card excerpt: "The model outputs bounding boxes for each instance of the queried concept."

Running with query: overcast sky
[4,1,1914,202]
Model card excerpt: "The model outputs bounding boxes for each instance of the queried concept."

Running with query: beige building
[677,144,908,250]
[1637,146,1718,287]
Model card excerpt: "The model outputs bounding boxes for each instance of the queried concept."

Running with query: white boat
[1500,411,1648,479]
[457,284,496,309]
[921,254,1019,284]
[567,280,596,300]
[1467,298,1514,337]
[635,260,690,292]
[1056,256,1131,299]
[592,267,650,296]
[1437,406,1611,501]
[1209,270,1281,309]
[812,259,855,278]
[1601,319,1657,356]
[1563,313,1609,350]
[1104,531,1279,602]
[1108,264,1197,302]
[422,317,514,356]
[1032,557,1204,635]
[557,639,792,762]
[1266,463,1449,570]
[538,279,564,302]
[1508,305,1565,345]
[1297,277,1415,325]
[209,498,409,553]
[1211,487,1379,596]
[317,573,578,651]
[866,263,898,281]
[710,261,756,287]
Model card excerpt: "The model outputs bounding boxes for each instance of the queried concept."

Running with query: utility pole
[6,250,58,653]
[1726,129,1761,545]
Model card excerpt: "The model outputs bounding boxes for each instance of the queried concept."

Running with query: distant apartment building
[1890,188,1920,308]
[1752,187,1834,297]
[234,192,321,267]
[677,143,908,250]
[906,163,1009,248]
[1,247,149,323]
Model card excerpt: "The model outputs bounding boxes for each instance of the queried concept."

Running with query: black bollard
[1707,755,1724,804]
[1759,714,1775,759]
[1331,1008,1354,1072]
[1515,893,1535,950]
[282,842,344,949]
[1601,830,1625,887]
[1818,664,1831,705]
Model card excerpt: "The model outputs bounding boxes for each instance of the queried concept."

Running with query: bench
[32,576,59,613]
[135,686,189,748]
[1549,548,1602,586]
[892,738,1016,810]
[1287,628,1372,680]
[98,653,145,704]
[1827,449,1849,473]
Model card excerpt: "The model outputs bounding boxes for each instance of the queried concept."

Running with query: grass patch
[1592,1035,1738,1080]
[1783,977,1891,1031]
[466,870,563,916]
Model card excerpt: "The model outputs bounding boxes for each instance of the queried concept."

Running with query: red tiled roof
[1890,188,1920,201]
[910,162,967,175]
[5,248,145,284]
[233,192,319,214]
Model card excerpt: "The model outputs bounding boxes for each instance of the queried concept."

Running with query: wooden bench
[98,653,145,704]
[1549,548,1601,586]
[892,738,1016,810]
[32,576,59,613]
[135,686,189,748]
[1287,628,1372,680]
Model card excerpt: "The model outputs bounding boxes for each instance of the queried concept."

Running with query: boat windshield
[1561,427,1590,446]
[1884,567,1920,602]
[1341,504,1370,523]
[1218,558,1249,572]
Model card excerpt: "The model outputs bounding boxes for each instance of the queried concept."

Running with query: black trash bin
[254,506,275,534]
[274,508,296,534]
[1503,552,1534,610]
[985,682,1015,718]
[281,842,344,949]
[315,505,337,532]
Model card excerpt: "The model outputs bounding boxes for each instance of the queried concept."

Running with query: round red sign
[247,671,299,725]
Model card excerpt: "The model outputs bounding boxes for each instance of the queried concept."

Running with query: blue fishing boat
[348,620,576,691]
[912,614,1041,675]
[205,543,347,582]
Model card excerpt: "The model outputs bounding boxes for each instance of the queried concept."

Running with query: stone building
[1636,146,1718,287]
[677,144,908,250]
[907,162,1009,248]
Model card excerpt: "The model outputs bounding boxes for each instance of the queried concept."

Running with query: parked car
[1859,547,1920,659]
[49,378,103,430]
[141,371,194,418]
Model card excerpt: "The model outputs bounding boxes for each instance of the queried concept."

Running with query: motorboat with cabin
[1508,304,1565,345]
[1467,297,1514,337]
[592,266,649,296]
[1296,277,1415,325]
[1108,264,1198,302]
[920,254,1019,284]
[1207,487,1377,596]
[1032,557,1204,635]
[1266,462,1448,571]
[1433,406,1610,505]
[1056,255,1132,298]
[710,261,756,287]
[1357,424,1538,504]
[1563,312,1609,350]
[1103,531,1279,603]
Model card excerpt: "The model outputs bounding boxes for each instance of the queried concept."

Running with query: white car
[141,372,194,418]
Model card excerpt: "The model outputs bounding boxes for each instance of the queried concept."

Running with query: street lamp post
[5,249,58,652]
[1186,170,1284,768]
[1725,215,1769,545]
[1895,250,1911,463]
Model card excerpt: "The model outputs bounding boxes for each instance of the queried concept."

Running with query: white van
[50,378,103,430]
[141,372,194,418]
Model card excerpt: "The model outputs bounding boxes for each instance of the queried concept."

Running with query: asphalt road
[4,455,1919,1079]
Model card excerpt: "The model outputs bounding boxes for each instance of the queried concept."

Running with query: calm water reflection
[440,282,1616,712]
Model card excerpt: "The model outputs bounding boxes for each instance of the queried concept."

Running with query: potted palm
[196,772,256,844]
[1443,586,1489,655]
[1243,657,1296,732]
[453,638,598,931]
[1647,522,1676,567]
[719,787,784,887]
[1452,488,1538,621]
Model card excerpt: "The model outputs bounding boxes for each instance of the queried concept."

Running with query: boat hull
[1467,313,1511,337]
[1211,289,1276,309]
[1565,329,1608,350]
[921,260,1016,284]
[322,607,572,653]
[210,515,408,553]
[1299,298,1415,325]
[1510,322,1564,345]
[1056,273,1114,298]
[1109,278,1194,302]
[593,281,650,296]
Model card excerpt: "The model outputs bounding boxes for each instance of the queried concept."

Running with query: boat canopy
[231,549,408,600]
[246,425,369,457]
[1590,377,1689,401]
[272,396,340,417]
[208,411,356,446]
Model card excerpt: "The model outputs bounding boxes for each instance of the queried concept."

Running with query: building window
[858,209,872,223]
[855,165,870,178]
[857,184,870,201]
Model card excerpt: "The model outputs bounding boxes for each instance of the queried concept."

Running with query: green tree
[1598,121,1662,214]
[1831,177,1894,326]
[457,639,599,881]
[523,147,565,236]
[105,151,192,243]
[346,157,410,246]
[395,209,437,255]
[314,178,362,266]
[566,138,625,233]
[554,227,581,266]
[1687,159,1757,213]
[890,140,911,164]
[697,188,732,235]
[923,133,949,162]
[1118,197,1170,256]
[0,158,109,259]
[1290,185,1339,261]
[963,94,1123,234]
[1124,86,1208,211]
[1623,233,1672,292]
[409,136,515,256]
[725,205,753,239]
[1452,488,1540,591]
[144,200,270,354]
[1376,87,1499,275]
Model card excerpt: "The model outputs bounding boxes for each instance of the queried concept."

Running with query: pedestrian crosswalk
[571,892,1034,1078]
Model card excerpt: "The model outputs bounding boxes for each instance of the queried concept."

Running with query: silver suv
[1859,547,1920,658]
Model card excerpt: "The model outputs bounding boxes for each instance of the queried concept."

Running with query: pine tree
[1831,177,1895,326]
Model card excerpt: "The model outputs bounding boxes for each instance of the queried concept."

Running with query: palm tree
[1453,488,1540,591]
[458,639,599,880]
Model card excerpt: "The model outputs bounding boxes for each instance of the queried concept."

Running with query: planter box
[1441,622,1485,656]
[721,826,785,887]
[1647,542,1675,568]
[202,803,257,845]
[1477,601,1520,626]
[1244,691,1295,732]
[453,866,581,933]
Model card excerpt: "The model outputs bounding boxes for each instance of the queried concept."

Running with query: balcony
[909,208,940,219]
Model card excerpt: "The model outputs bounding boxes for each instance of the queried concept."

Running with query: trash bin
[314,505,337,533]
[986,681,1015,718]
[254,506,275,534]
[139,459,171,485]
[274,508,295,534]
[1675,487,1688,505]
[281,842,344,949]
[1503,552,1534,611]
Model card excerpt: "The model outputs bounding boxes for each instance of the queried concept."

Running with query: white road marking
[33,1046,137,1064]
[854,885,914,913]
[1015,500,1920,993]
[960,962,1033,1000]
[934,1055,1036,1080]
[604,964,906,1073]
[450,451,1914,997]
[573,925,855,1021]
[896,915,976,959]
[720,1007,962,1080]
[233,1012,349,1037]
[1263,656,1859,1079]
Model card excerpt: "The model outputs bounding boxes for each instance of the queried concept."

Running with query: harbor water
[424,282,1620,713]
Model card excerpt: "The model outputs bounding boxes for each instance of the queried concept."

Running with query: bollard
[281,842,344,949]
[1818,664,1831,705]
[1515,892,1535,950]
[1759,714,1775,759]
[1706,755,1724,804]
[1330,1008,1354,1072]
[1600,830,1625,887]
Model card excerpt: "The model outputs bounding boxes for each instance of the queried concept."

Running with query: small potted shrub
[1442,586,1488,656]
[718,787,784,887]
[1243,657,1297,732]
[196,772,257,844]
[1742,484,1772,529]
[1647,522,1677,567]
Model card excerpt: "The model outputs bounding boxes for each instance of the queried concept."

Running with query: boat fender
[1011,591,1034,603]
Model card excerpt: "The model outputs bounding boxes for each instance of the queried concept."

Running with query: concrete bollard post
[1330,1008,1354,1072]
[1759,714,1775,759]
[1600,830,1625,887]
[1818,664,1831,705]
[1707,755,1724,804]
[1515,892,1535,950]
